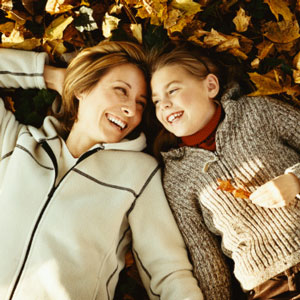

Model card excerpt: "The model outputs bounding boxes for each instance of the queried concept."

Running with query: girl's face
[75,63,147,144]
[151,64,219,137]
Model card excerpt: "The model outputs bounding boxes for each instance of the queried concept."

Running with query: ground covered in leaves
[0,0,300,299]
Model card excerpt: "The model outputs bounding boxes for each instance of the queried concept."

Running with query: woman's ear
[205,74,219,99]
[74,90,85,101]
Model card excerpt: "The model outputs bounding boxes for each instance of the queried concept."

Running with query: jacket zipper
[9,141,102,299]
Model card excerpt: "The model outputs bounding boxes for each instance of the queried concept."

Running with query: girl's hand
[249,173,300,208]
[44,65,66,95]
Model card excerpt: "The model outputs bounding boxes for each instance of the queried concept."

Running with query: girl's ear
[205,74,219,99]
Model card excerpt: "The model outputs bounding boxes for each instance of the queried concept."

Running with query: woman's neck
[66,126,96,158]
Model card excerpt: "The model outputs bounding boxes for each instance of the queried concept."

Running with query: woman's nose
[121,103,136,117]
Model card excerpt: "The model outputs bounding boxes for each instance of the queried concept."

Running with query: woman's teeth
[107,115,126,129]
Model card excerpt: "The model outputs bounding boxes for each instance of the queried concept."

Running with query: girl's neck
[180,103,223,150]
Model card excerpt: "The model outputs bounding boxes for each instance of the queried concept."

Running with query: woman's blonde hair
[58,40,149,133]
[147,42,226,160]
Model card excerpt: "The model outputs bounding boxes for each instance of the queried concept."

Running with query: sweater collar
[180,103,222,147]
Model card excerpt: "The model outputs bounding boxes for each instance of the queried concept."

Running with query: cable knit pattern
[161,83,300,293]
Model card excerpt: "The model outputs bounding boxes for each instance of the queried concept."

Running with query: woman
[0,40,203,300]
[149,42,300,300]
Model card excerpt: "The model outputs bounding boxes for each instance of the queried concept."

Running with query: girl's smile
[151,64,219,137]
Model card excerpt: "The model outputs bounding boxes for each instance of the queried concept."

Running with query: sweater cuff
[285,164,300,202]
[0,48,48,89]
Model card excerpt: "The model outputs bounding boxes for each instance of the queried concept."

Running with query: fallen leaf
[1,0,13,11]
[3,96,15,112]
[44,15,74,41]
[293,51,300,70]
[0,38,41,50]
[217,179,251,199]
[1,28,24,43]
[256,40,275,60]
[263,19,300,44]
[233,7,251,32]
[102,12,120,38]
[264,0,293,21]
[130,23,143,43]
[248,70,285,96]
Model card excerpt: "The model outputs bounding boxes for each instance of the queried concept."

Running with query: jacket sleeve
[0,48,47,89]
[0,48,48,156]
[264,97,300,179]
[128,165,204,300]
[162,168,232,300]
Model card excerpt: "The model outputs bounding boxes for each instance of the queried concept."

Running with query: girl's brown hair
[57,40,149,134]
[147,42,226,160]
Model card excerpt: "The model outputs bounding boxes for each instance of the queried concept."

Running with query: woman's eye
[115,87,127,95]
[137,100,146,109]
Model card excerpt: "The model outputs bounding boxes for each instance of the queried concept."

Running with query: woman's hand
[44,65,66,95]
[249,173,300,208]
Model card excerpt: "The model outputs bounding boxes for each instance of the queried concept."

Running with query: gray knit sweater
[161,83,300,296]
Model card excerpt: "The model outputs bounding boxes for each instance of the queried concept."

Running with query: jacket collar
[28,115,147,152]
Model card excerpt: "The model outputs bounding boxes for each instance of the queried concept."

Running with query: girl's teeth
[168,112,183,123]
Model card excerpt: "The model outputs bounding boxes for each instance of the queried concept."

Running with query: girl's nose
[162,99,172,109]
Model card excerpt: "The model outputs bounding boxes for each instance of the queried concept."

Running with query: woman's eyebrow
[115,80,131,88]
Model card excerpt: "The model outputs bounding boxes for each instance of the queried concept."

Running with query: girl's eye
[152,99,160,106]
[168,88,178,95]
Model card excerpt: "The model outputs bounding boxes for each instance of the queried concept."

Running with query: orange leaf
[217,179,251,199]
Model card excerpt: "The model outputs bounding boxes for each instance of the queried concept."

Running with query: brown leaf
[256,40,275,60]
[248,70,286,96]
[264,0,293,21]
[22,0,39,15]
[263,19,300,44]
[233,7,251,32]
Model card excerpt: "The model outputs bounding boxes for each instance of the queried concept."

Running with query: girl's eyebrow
[152,80,181,97]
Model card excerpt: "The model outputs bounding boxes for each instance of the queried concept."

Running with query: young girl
[149,43,300,300]
[0,41,203,300]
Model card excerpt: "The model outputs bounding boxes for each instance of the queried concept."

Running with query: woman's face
[151,64,218,137]
[75,63,147,144]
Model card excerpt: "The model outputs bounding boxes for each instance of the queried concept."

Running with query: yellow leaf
[263,20,300,43]
[135,0,168,25]
[170,0,202,16]
[164,8,183,29]
[44,15,74,41]
[6,10,31,25]
[263,0,293,21]
[0,38,41,50]
[256,40,275,60]
[130,23,142,43]
[0,22,15,35]
[233,7,251,32]
[1,28,24,43]
[1,0,13,11]
[293,51,300,70]
[248,70,286,96]
[203,28,227,47]
[45,0,73,15]
[102,12,120,38]
[46,40,67,55]
[293,69,300,83]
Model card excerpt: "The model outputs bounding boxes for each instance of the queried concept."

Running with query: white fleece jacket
[0,49,203,300]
